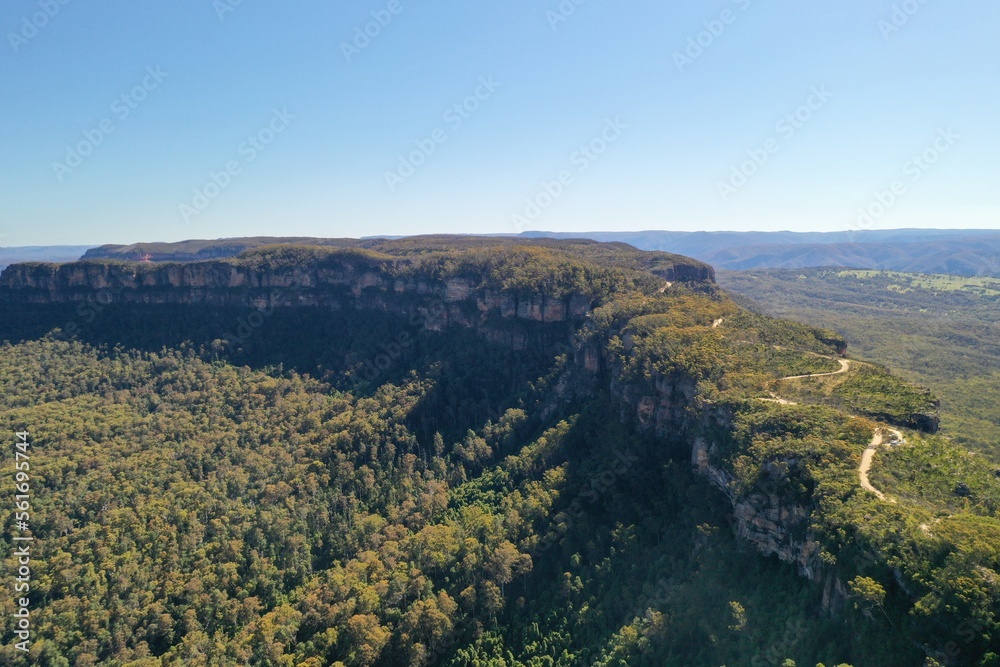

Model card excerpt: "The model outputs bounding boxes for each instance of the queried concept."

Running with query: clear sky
[1,0,997,245]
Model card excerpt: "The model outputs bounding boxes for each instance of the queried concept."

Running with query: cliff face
[0,254,820,582]
[616,386,837,606]
[0,259,607,350]
[610,359,827,580]
[650,263,716,284]
[609,356,867,625]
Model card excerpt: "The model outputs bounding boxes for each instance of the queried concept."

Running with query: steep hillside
[0,241,997,666]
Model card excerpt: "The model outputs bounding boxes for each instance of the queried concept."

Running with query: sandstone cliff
[1,262,595,347]
[0,249,823,589]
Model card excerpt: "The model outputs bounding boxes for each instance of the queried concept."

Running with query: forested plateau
[0,238,996,667]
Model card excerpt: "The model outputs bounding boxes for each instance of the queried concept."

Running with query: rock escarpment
[0,250,885,590]
[614,374,846,616]
[0,250,847,590]
[0,260,586,322]
[0,245,943,643]
[0,247,711,351]
[609,358,828,581]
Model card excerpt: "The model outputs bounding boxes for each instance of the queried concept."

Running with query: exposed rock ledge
[0,260,602,349]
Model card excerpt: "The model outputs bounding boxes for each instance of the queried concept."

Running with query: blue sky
[1,0,997,245]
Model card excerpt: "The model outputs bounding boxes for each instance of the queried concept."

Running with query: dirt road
[859,428,902,502]
[779,358,851,381]
[762,358,902,502]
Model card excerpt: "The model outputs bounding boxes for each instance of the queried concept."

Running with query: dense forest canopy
[0,240,997,666]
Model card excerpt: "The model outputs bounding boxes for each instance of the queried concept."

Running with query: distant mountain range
[699,238,1000,275]
[0,246,94,270]
[6,228,1000,277]
[521,229,1000,276]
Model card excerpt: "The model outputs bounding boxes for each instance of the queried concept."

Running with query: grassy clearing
[836,269,1000,296]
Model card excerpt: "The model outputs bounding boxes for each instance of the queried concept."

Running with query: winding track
[858,429,902,502]
[764,358,903,501]
[779,358,851,381]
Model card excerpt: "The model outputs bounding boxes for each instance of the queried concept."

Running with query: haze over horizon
[3,0,998,246]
